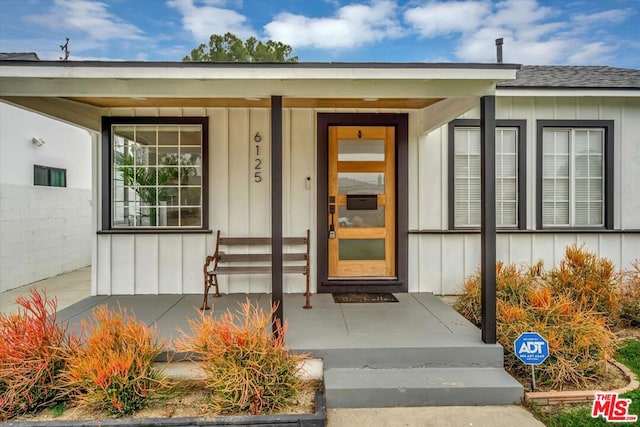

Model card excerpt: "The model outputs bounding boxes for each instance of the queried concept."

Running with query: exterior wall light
[32,137,46,147]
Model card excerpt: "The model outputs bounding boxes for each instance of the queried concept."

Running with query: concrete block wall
[0,102,93,293]
[0,183,92,292]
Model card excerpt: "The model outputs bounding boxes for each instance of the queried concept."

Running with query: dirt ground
[16,380,320,422]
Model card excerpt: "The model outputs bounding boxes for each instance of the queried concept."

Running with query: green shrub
[176,299,306,415]
[0,289,69,421]
[58,304,171,417]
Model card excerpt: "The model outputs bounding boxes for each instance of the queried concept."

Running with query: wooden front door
[327,126,396,278]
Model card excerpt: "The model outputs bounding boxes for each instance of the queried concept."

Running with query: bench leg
[201,273,221,311]
[303,272,312,309]
[201,272,211,311]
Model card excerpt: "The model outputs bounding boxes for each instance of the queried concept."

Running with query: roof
[0,52,39,61]
[498,65,640,89]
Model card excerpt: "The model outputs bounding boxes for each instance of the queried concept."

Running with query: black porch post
[480,95,497,344]
[271,95,284,336]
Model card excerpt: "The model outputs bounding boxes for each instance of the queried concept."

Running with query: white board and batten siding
[95,99,639,296]
[410,96,640,295]
[96,107,419,295]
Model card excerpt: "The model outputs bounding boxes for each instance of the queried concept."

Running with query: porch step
[324,367,524,407]
[305,344,505,369]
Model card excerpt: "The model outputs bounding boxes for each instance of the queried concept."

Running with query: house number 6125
[253,132,262,182]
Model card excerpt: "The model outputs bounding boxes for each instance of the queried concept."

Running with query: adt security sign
[514,332,549,365]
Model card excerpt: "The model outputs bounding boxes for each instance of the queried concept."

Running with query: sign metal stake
[531,364,536,391]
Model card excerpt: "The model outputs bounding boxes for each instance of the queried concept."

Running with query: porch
[56,292,524,407]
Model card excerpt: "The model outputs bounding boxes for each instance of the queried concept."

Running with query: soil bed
[13,379,322,424]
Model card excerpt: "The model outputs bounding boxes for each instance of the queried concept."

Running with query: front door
[328,126,396,278]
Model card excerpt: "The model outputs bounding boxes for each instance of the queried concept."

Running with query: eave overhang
[0,61,520,130]
[0,61,519,99]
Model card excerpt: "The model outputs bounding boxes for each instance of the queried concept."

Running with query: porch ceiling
[63,96,444,109]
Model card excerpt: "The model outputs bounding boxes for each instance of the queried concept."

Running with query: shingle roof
[498,65,640,89]
[0,52,40,61]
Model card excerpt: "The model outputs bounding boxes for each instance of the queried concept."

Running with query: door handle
[329,203,336,239]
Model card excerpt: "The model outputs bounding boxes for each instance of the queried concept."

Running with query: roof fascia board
[0,78,500,98]
[0,64,518,81]
[496,88,640,97]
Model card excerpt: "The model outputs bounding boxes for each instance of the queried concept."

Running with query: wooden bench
[202,230,311,311]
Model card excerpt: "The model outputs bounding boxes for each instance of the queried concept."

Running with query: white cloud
[572,9,628,26]
[565,42,613,65]
[264,0,403,49]
[25,0,144,41]
[404,1,489,37]
[166,0,254,41]
[404,0,630,65]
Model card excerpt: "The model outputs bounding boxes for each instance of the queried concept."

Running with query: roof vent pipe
[495,38,504,63]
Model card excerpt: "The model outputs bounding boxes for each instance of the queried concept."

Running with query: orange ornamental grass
[456,246,620,389]
[176,299,307,415]
[0,289,69,421]
[618,259,640,327]
[57,304,171,417]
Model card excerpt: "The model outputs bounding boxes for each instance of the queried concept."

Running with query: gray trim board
[480,96,497,345]
[408,229,640,234]
[271,96,284,335]
[1,60,521,70]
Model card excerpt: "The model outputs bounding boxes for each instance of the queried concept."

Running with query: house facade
[0,61,638,303]
[0,102,92,292]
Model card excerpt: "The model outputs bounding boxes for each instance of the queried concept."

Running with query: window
[537,121,613,229]
[449,120,526,229]
[34,165,66,187]
[102,117,208,230]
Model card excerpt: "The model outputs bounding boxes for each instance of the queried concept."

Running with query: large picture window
[537,121,613,229]
[448,120,526,229]
[102,117,208,230]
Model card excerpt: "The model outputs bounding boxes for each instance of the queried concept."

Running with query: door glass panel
[338,206,385,227]
[338,172,384,194]
[338,139,385,161]
[339,239,385,260]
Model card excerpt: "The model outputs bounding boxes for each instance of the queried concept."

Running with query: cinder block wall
[0,103,92,292]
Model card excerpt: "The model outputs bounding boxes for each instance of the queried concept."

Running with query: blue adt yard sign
[514,332,549,365]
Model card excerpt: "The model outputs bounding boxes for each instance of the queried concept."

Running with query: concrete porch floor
[53,292,484,353]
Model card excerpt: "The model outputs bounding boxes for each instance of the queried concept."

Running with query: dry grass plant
[618,260,640,327]
[176,298,307,415]
[455,246,620,389]
[0,289,69,420]
[57,304,172,417]
[548,245,620,322]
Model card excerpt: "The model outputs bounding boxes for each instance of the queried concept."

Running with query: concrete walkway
[0,268,545,427]
[0,266,91,314]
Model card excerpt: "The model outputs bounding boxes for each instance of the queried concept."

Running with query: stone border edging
[525,360,639,405]
[4,390,326,427]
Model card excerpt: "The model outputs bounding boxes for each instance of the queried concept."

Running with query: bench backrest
[213,230,310,265]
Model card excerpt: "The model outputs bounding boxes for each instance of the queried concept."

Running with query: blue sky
[0,0,638,67]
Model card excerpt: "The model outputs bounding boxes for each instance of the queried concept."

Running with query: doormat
[332,293,399,303]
